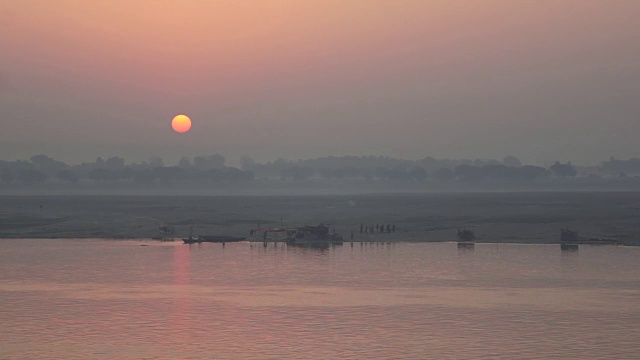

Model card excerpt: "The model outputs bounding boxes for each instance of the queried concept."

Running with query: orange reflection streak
[172,243,191,340]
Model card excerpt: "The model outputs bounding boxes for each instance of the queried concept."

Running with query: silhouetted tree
[57,170,79,183]
[96,157,105,168]
[417,157,440,172]
[120,167,134,180]
[431,167,455,182]
[223,167,254,182]
[333,168,346,179]
[285,166,311,181]
[374,167,389,180]
[194,154,225,171]
[240,156,256,171]
[18,169,48,183]
[104,157,125,171]
[147,156,164,168]
[503,155,522,167]
[483,165,511,179]
[519,165,550,180]
[30,154,68,176]
[550,161,577,177]
[410,167,427,181]
[387,166,409,180]
[196,168,223,182]
[178,157,192,169]
[133,169,156,184]
[600,157,640,175]
[89,168,119,182]
[153,167,188,183]
[455,165,483,182]
[1,170,16,183]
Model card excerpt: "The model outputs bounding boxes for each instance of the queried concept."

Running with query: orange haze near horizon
[1,1,639,164]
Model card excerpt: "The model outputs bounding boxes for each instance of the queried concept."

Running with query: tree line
[0,154,637,187]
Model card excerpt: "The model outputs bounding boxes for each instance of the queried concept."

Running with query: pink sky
[1,1,639,165]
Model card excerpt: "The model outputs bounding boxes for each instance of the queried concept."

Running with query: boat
[182,236,201,244]
[182,226,199,244]
[560,228,579,242]
[288,223,343,244]
[457,228,475,242]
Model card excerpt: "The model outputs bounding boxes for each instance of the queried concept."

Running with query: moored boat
[288,223,343,244]
[182,236,201,244]
[457,228,475,242]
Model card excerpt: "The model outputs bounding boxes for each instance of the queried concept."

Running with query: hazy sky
[1,0,638,165]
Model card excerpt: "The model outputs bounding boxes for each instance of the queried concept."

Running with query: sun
[171,115,192,133]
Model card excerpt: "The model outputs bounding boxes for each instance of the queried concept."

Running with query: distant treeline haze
[0,154,638,187]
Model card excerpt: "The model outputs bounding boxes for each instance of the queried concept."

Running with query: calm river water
[1,239,639,359]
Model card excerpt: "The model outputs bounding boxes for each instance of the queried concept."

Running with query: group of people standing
[359,223,396,234]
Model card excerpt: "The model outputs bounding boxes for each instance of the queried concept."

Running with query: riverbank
[1,192,639,245]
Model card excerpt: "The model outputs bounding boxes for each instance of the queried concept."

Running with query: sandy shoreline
[1,192,639,245]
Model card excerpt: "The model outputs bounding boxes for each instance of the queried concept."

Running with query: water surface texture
[1,239,639,359]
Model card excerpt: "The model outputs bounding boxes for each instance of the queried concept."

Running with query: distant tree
[503,155,522,167]
[519,165,550,180]
[387,166,409,180]
[223,167,254,182]
[88,168,119,182]
[153,167,187,183]
[342,166,360,178]
[120,167,134,180]
[18,169,48,183]
[316,167,334,179]
[30,154,53,164]
[240,156,256,171]
[431,167,455,182]
[454,165,483,182]
[1,170,16,183]
[287,166,310,181]
[417,157,440,172]
[56,170,79,183]
[147,156,164,168]
[332,168,346,179]
[482,164,513,179]
[550,161,577,177]
[194,154,225,171]
[600,157,640,175]
[133,169,156,184]
[96,157,106,168]
[374,167,389,180]
[178,156,192,169]
[361,168,373,181]
[410,167,428,181]
[30,154,68,176]
[104,157,125,171]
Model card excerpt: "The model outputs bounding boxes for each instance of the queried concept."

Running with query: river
[1,239,639,359]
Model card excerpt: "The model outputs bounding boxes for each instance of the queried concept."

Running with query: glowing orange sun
[171,115,192,133]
